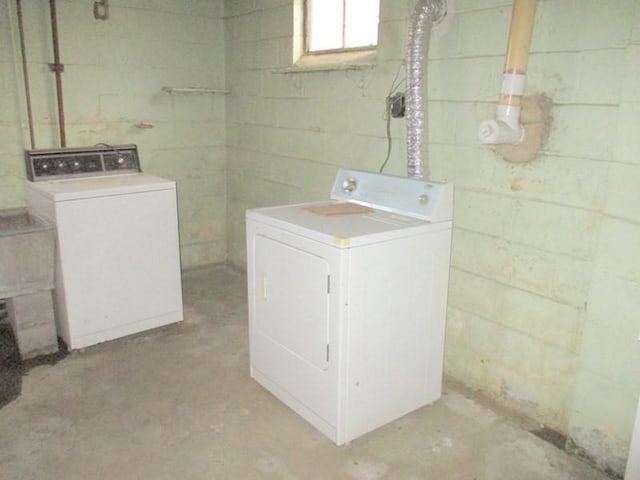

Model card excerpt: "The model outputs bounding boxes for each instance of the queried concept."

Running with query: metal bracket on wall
[161,86,230,95]
[94,0,109,20]
[48,63,64,73]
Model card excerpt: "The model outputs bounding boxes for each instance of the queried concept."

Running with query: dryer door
[251,234,334,423]
[255,235,330,370]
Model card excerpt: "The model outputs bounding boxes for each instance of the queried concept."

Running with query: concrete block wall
[567,0,640,470]
[0,1,25,209]
[0,0,227,268]
[1,0,638,475]
[225,0,640,475]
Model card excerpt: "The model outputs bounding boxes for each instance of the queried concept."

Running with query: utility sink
[0,207,45,231]
[0,208,58,359]
[0,208,55,298]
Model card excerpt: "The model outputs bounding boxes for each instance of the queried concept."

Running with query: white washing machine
[26,145,184,350]
[246,168,453,445]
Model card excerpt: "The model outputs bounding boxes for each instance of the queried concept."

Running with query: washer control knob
[419,194,429,205]
[342,177,357,194]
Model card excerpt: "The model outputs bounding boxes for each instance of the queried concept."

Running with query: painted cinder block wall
[225,0,640,474]
[0,0,227,268]
[1,0,638,475]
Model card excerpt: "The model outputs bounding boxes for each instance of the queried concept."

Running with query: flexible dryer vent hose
[405,0,446,179]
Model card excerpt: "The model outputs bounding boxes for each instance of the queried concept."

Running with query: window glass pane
[308,0,343,52]
[344,0,379,48]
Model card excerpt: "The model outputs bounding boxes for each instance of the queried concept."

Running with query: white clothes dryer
[246,168,454,445]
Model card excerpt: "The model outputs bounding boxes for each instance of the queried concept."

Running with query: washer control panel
[25,144,141,181]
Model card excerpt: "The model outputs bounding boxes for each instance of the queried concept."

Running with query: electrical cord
[379,97,393,174]
[379,64,405,174]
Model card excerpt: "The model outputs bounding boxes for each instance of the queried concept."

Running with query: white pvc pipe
[479,0,536,145]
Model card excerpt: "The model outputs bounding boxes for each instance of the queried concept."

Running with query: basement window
[290,0,379,72]
[306,0,380,53]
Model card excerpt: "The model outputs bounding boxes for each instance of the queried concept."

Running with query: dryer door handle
[262,273,268,300]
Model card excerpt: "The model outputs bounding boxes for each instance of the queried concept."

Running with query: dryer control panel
[330,169,454,223]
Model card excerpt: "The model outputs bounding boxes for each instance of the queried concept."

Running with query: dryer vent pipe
[478,0,536,145]
[405,0,446,179]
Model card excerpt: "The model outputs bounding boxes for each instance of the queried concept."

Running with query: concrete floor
[0,266,611,480]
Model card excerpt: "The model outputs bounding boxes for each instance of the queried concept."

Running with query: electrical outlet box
[390,93,405,118]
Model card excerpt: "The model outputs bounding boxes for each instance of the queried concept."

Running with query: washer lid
[330,169,453,223]
[27,174,175,201]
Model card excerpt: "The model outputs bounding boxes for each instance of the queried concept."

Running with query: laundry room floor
[0,265,611,480]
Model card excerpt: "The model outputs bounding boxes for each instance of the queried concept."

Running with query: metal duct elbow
[406,0,446,179]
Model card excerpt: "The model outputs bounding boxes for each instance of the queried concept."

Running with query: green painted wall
[0,0,227,268]
[1,0,638,475]
[225,0,640,475]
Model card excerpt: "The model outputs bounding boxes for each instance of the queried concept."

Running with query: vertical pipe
[49,0,66,147]
[499,0,536,109]
[16,0,35,149]
[478,0,536,145]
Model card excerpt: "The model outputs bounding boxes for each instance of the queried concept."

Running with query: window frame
[304,0,379,56]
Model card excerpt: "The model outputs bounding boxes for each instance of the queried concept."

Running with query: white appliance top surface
[247,200,450,248]
[247,169,454,248]
[28,173,175,201]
